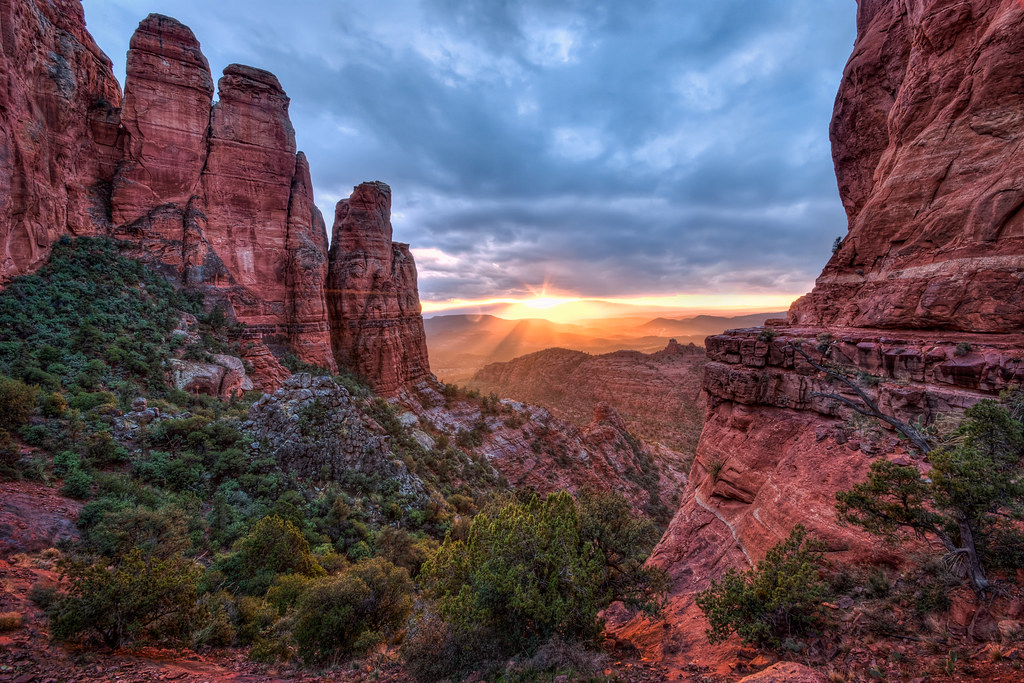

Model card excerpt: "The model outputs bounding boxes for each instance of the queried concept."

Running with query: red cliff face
[326,182,431,394]
[615,0,1024,669]
[110,17,336,378]
[0,7,442,392]
[0,0,122,280]
[789,0,1024,331]
[111,14,211,230]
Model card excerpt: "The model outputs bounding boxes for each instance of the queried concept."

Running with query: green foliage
[696,525,830,649]
[292,557,413,664]
[836,399,1024,591]
[576,489,668,615]
[50,546,201,648]
[60,467,94,499]
[421,490,665,663]
[0,238,200,394]
[757,328,778,343]
[218,515,324,595]
[0,375,36,430]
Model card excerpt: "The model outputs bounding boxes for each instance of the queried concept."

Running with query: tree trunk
[956,514,990,595]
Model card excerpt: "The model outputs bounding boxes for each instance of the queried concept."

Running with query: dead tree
[790,342,932,455]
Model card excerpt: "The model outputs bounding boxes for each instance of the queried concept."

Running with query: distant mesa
[0,4,430,394]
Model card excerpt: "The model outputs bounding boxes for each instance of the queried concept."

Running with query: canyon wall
[0,3,431,393]
[0,0,122,278]
[615,0,1024,667]
[789,0,1024,332]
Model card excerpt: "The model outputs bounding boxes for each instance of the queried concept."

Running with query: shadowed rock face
[789,0,1024,332]
[326,182,432,395]
[0,7,437,393]
[0,0,123,280]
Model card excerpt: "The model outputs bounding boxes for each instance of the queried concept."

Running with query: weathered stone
[326,182,431,394]
[738,663,827,683]
[0,0,122,282]
[789,0,1024,332]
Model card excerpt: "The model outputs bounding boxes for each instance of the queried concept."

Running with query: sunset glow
[421,292,801,323]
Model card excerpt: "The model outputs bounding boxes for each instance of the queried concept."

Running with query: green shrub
[61,468,94,499]
[836,399,1024,594]
[40,392,66,418]
[292,557,413,664]
[0,429,19,477]
[50,547,201,648]
[421,490,665,667]
[696,525,830,649]
[218,515,324,595]
[0,376,36,430]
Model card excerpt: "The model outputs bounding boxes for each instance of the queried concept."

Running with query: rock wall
[789,0,1024,332]
[326,181,432,395]
[0,0,122,280]
[110,15,336,377]
[0,5,434,393]
[615,0,1024,668]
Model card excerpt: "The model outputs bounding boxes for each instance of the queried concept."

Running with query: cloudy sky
[82,0,857,312]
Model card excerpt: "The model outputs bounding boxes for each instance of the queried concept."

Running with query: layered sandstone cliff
[615,0,1024,669]
[327,182,431,394]
[0,5,433,394]
[789,0,1024,331]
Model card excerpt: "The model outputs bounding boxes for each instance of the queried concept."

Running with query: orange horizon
[420,292,801,324]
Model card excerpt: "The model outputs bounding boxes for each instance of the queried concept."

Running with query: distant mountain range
[425,311,784,383]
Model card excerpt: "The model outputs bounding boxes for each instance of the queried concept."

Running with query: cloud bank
[83,0,857,304]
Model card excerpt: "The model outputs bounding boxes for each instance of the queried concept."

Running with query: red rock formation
[0,0,122,281]
[789,0,1024,332]
[0,5,433,393]
[327,182,431,394]
[111,14,212,230]
[615,0,1024,668]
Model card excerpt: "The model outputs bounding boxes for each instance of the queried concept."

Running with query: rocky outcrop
[111,14,211,230]
[327,182,431,394]
[0,0,122,281]
[789,0,1024,332]
[110,16,336,378]
[615,0,1024,669]
[166,354,254,398]
[469,339,706,454]
[244,373,423,493]
[0,7,438,394]
[405,382,688,518]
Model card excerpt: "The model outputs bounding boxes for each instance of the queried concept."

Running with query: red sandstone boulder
[326,182,431,394]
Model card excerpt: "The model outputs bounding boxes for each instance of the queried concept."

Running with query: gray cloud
[83,0,856,302]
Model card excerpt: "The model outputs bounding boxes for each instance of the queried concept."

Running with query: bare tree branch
[791,342,932,455]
